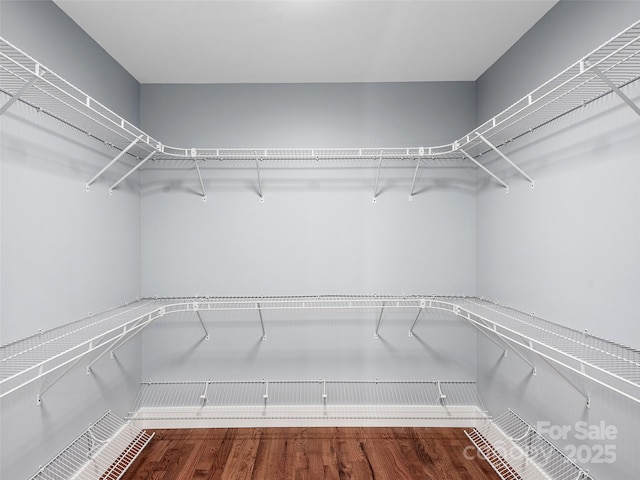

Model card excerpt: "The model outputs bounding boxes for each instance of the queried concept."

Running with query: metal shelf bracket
[476,134,534,189]
[457,146,509,191]
[0,67,41,116]
[193,303,210,340]
[372,155,383,203]
[110,150,155,193]
[257,302,266,340]
[86,135,143,191]
[408,158,422,201]
[374,301,385,339]
[408,299,426,337]
[589,63,640,118]
[256,157,264,203]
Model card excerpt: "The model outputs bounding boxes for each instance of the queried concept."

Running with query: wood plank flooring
[121,427,500,480]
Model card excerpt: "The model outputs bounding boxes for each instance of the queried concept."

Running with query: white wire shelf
[2,19,640,193]
[465,409,593,480]
[29,410,154,480]
[2,296,639,408]
[126,380,486,428]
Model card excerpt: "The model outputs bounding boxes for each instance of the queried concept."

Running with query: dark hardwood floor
[121,427,499,480]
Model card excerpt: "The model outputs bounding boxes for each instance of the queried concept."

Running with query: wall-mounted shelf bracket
[86,135,143,191]
[476,134,534,189]
[193,303,210,340]
[408,158,422,201]
[538,354,591,408]
[372,155,383,203]
[457,146,509,192]
[374,301,385,339]
[255,157,264,203]
[457,310,537,375]
[0,68,41,116]
[86,313,156,374]
[256,302,266,340]
[110,150,155,193]
[436,380,447,403]
[263,379,269,402]
[408,299,426,337]
[589,63,640,118]
[192,154,207,202]
[200,380,209,405]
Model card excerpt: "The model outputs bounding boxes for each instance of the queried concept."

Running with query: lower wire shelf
[30,411,154,480]
[465,409,593,480]
[126,379,487,428]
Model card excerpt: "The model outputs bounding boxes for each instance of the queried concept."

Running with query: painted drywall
[140,82,477,297]
[0,2,142,478]
[138,82,478,388]
[475,2,640,479]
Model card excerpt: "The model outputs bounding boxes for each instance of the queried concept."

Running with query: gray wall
[138,82,478,388]
[475,2,640,478]
[0,2,142,478]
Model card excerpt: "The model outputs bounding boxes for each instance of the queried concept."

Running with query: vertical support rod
[372,156,383,202]
[257,302,266,340]
[110,150,155,192]
[590,64,640,118]
[193,159,207,201]
[458,147,509,190]
[374,301,385,339]
[87,135,143,188]
[437,380,447,402]
[255,158,264,202]
[408,158,421,201]
[476,134,534,187]
[0,73,40,116]
[263,380,269,402]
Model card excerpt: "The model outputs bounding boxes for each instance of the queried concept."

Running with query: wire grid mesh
[459,19,640,160]
[0,299,168,384]
[466,410,593,480]
[29,411,153,480]
[456,298,640,388]
[2,19,640,170]
[127,380,484,418]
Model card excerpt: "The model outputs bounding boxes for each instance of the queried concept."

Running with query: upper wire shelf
[2,296,638,409]
[2,18,640,190]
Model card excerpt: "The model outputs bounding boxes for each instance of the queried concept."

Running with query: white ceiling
[53,0,558,84]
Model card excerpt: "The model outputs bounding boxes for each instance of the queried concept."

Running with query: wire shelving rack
[29,410,153,480]
[2,296,639,409]
[126,379,485,425]
[465,409,593,480]
[2,19,640,196]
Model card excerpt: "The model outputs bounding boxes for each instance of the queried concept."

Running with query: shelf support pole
[255,158,264,203]
[456,310,536,375]
[408,158,421,201]
[256,302,266,340]
[458,147,509,191]
[374,301,385,339]
[195,310,210,340]
[110,150,155,193]
[537,354,591,408]
[193,159,207,201]
[86,315,154,373]
[86,135,143,190]
[372,156,383,203]
[0,72,40,116]
[408,300,426,337]
[476,134,534,188]
[589,64,640,118]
